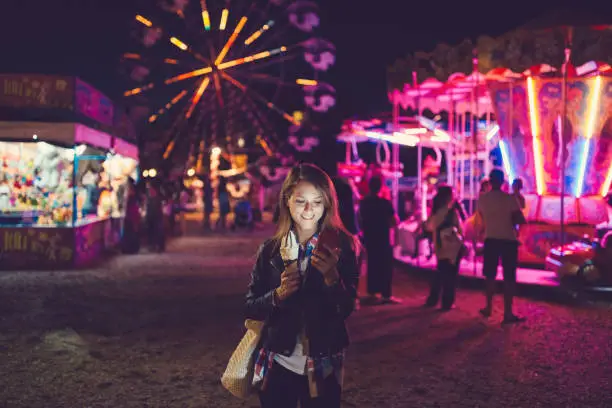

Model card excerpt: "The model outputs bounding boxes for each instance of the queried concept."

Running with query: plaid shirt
[254,232,345,397]
[254,348,345,398]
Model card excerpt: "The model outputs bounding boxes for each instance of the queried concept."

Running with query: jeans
[258,362,341,408]
[426,258,460,308]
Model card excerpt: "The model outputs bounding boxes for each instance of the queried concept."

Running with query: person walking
[424,186,464,310]
[145,182,165,253]
[202,173,213,231]
[121,179,141,254]
[358,175,399,304]
[245,163,359,408]
[217,177,230,231]
[477,169,526,323]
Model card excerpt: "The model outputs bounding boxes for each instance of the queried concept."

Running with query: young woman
[425,185,464,310]
[245,163,359,408]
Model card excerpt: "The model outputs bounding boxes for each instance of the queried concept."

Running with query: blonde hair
[273,163,355,249]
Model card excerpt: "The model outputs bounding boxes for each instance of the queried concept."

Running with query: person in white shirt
[477,169,526,324]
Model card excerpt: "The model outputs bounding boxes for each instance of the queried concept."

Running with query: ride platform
[394,247,612,304]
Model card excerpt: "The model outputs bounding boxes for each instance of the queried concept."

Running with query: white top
[477,189,521,242]
[273,234,310,375]
[0,184,10,210]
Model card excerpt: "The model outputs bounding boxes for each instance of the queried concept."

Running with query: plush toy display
[33,142,63,191]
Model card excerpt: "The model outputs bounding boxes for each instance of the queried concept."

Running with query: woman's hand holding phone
[312,244,341,286]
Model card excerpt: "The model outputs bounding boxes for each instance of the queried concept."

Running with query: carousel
[387,58,612,287]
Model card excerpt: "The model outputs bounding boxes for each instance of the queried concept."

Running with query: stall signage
[75,124,112,150]
[0,228,75,269]
[113,138,139,159]
[0,74,75,109]
[75,79,114,126]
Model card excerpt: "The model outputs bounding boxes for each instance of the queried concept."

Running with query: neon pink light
[575,76,602,197]
[600,164,612,196]
[527,77,545,195]
[74,124,112,149]
[364,131,418,147]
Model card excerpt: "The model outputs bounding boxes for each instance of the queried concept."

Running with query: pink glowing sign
[74,124,112,150]
[113,138,138,159]
[75,79,114,126]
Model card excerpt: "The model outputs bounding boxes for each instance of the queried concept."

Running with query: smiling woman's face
[288,181,325,234]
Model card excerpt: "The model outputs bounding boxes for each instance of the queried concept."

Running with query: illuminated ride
[384,70,499,258]
[388,60,612,284]
[486,62,612,272]
[121,0,336,177]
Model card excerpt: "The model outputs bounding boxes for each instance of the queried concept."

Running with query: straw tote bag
[221,319,265,398]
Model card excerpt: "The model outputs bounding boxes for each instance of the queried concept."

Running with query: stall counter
[0,217,121,270]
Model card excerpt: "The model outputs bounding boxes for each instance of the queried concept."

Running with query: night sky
[5,0,608,116]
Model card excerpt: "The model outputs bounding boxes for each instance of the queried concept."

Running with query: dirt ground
[1,229,611,407]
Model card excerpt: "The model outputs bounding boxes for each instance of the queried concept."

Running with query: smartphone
[317,228,341,252]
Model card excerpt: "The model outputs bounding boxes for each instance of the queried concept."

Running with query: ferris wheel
[121,0,336,171]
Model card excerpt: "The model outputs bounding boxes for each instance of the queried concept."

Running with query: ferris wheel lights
[220,9,229,30]
[202,10,211,31]
[165,66,213,84]
[136,15,152,27]
[170,36,189,51]
[124,83,154,97]
[124,87,141,97]
[215,16,249,65]
[245,20,275,46]
[186,77,211,119]
[149,90,188,123]
[576,76,603,197]
[163,140,176,160]
[296,79,318,86]
[217,47,286,70]
[123,53,141,60]
[245,31,263,46]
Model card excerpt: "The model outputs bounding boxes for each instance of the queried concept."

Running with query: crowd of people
[118,173,257,255]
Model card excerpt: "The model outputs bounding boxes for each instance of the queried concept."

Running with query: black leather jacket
[245,233,359,356]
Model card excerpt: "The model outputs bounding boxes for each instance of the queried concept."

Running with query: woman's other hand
[274,261,300,302]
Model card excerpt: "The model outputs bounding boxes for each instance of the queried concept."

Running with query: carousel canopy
[389,60,612,115]
[337,118,456,148]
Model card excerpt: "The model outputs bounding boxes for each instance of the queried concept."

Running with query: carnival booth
[0,121,139,269]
